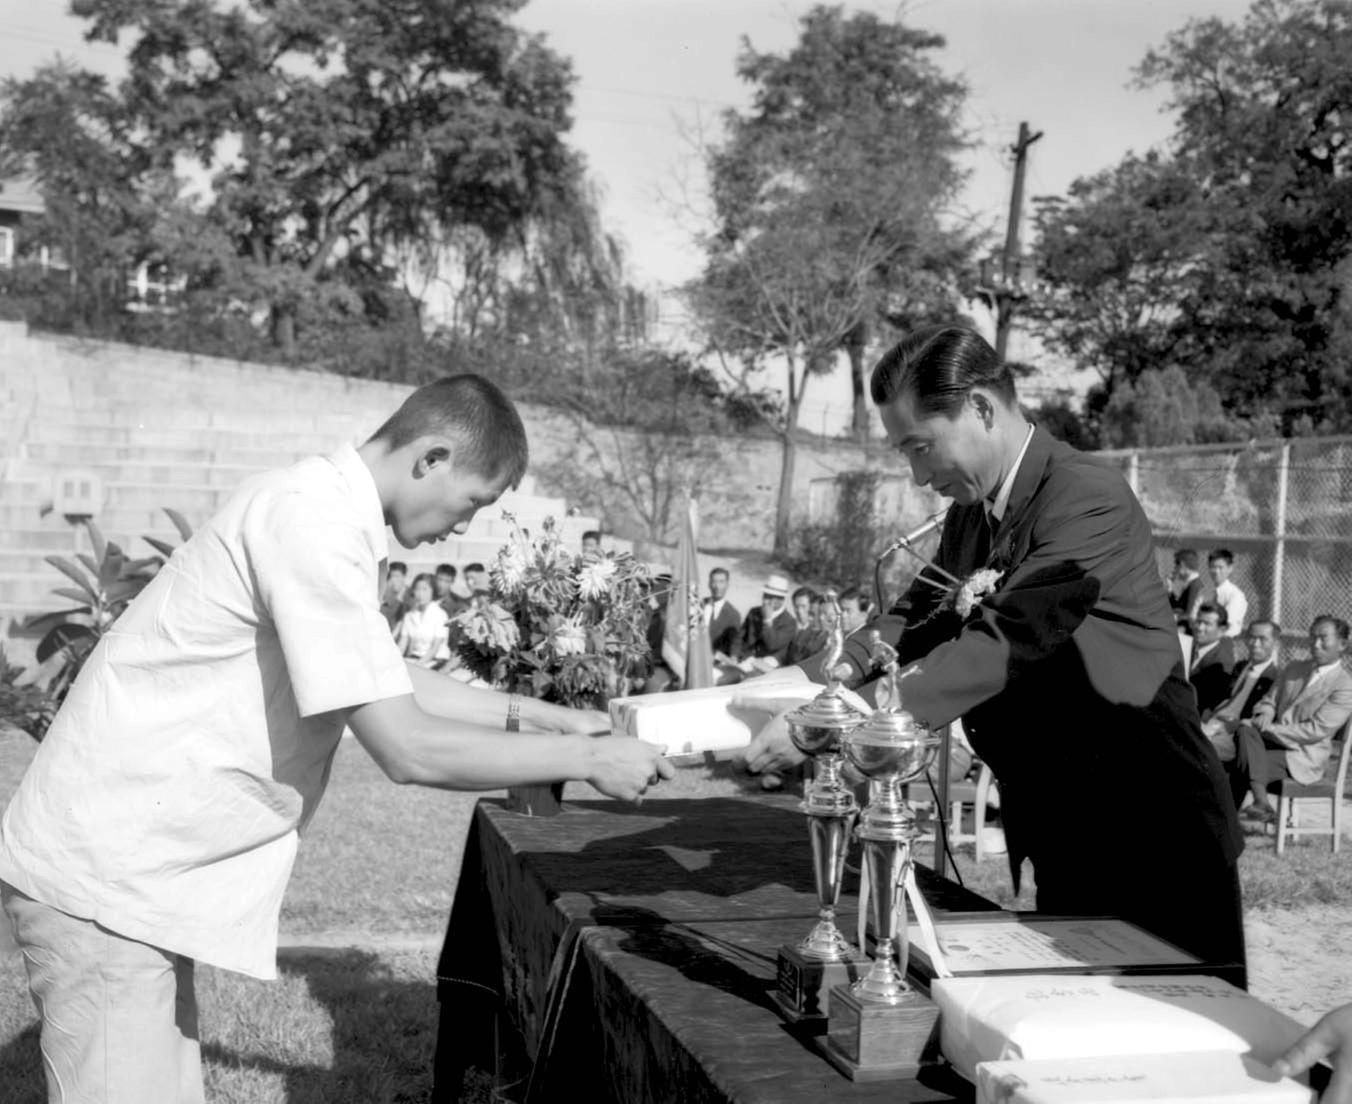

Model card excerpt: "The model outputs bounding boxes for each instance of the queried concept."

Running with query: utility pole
[979,121,1043,362]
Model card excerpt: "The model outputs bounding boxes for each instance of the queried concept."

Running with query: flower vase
[504,782,564,817]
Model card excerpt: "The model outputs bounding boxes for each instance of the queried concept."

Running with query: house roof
[0,175,44,216]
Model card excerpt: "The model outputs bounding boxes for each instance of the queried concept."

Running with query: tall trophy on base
[772,598,869,1024]
[823,632,942,1080]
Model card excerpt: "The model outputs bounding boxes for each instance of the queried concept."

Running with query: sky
[0,0,1259,430]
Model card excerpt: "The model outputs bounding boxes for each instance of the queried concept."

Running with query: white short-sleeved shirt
[0,445,413,978]
[397,603,451,663]
[1214,579,1248,638]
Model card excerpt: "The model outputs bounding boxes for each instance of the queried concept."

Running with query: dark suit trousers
[1232,723,1291,806]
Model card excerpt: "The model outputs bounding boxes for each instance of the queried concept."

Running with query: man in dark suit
[1189,603,1237,715]
[737,573,799,669]
[1201,619,1279,761]
[743,325,1245,979]
[703,568,742,661]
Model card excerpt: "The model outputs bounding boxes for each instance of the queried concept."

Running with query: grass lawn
[0,730,1348,1101]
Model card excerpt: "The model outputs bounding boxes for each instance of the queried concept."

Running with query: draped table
[432,796,1000,1102]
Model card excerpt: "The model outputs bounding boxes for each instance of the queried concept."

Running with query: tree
[68,0,586,358]
[1031,0,1352,432]
[539,347,757,546]
[689,5,972,556]
[1097,365,1275,448]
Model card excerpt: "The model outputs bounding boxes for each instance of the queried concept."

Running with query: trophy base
[819,984,941,1081]
[773,943,868,1024]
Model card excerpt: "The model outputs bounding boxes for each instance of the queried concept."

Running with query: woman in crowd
[394,572,451,668]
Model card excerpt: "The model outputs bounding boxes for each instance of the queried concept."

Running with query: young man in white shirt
[1207,548,1248,638]
[0,374,671,1103]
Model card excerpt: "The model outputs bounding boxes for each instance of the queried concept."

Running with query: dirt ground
[1246,903,1351,1026]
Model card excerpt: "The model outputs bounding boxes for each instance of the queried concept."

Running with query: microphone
[872,510,948,615]
[877,511,948,562]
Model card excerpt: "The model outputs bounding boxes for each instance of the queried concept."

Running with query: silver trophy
[841,631,940,1001]
[822,630,942,1079]
[773,598,868,1019]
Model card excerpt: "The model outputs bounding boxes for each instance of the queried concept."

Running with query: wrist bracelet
[506,694,521,732]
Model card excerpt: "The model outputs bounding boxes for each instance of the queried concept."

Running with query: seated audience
[1188,602,1236,715]
[836,585,872,634]
[393,572,451,668]
[380,560,409,628]
[1207,548,1248,639]
[463,561,489,597]
[1230,615,1352,821]
[1201,619,1280,762]
[703,567,742,663]
[786,587,827,666]
[1168,548,1204,629]
[737,574,798,671]
[434,562,470,618]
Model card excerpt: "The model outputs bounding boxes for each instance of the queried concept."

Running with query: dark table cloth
[433,796,998,1102]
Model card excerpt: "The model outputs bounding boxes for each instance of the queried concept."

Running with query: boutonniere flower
[949,567,1005,618]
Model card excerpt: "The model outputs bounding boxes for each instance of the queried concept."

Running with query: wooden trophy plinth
[820,984,941,1081]
[773,943,868,1025]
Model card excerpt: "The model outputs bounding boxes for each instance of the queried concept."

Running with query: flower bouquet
[452,514,655,709]
[452,514,655,816]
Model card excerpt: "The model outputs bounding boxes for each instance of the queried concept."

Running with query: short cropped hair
[367,374,529,487]
[838,585,872,614]
[791,586,815,604]
[388,561,408,576]
[582,530,601,543]
[1246,619,1279,637]
[870,325,1017,417]
[1208,548,1235,566]
[464,562,486,575]
[435,563,457,578]
[709,567,730,583]
[1195,601,1227,628]
[1310,615,1350,642]
[1174,548,1199,571]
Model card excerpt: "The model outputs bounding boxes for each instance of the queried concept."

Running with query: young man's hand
[1273,1002,1352,1102]
[585,737,674,802]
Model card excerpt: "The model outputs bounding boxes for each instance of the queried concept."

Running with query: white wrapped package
[975,1051,1315,1104]
[934,974,1308,1084]
[608,674,820,758]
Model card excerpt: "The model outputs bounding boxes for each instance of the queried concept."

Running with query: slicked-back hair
[1196,601,1227,628]
[870,325,1017,417]
[367,374,529,488]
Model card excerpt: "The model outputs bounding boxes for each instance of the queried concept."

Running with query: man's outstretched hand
[733,688,815,775]
[1274,1002,1352,1102]
[585,736,674,803]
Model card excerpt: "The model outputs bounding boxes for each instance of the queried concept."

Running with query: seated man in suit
[738,574,799,672]
[785,586,828,666]
[1189,603,1237,716]
[1232,615,1352,822]
[703,567,742,663]
[1201,619,1280,762]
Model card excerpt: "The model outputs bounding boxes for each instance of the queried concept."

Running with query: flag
[662,495,714,688]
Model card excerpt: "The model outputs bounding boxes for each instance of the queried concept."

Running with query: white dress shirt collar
[988,424,1036,523]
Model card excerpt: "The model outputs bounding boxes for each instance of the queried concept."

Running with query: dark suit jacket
[739,606,798,665]
[1189,637,1237,716]
[1207,659,1277,722]
[800,428,1244,970]
[703,599,742,658]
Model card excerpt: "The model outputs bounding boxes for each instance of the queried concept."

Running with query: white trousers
[1,881,206,1104]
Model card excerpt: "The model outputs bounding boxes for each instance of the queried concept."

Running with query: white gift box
[975,1051,1315,1104]
[934,974,1308,1084]
[608,674,820,758]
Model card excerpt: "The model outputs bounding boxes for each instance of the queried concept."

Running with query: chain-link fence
[1101,436,1352,653]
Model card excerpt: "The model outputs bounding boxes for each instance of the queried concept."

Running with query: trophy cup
[823,631,942,1080]
[772,598,870,1024]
